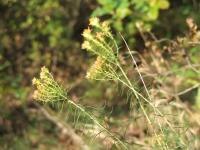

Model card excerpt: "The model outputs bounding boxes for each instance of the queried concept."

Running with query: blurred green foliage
[92,0,169,44]
[0,0,87,100]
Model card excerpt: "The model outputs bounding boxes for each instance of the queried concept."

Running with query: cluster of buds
[86,56,105,80]
[32,66,66,102]
[82,28,92,40]
[89,17,110,33]
[186,18,200,43]
[186,18,198,34]
[82,17,117,63]
[89,17,100,27]
[82,17,119,80]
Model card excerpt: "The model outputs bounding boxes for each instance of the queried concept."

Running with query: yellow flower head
[33,90,39,100]
[101,21,110,32]
[89,17,100,27]
[86,56,105,79]
[32,77,38,85]
[96,32,104,41]
[82,28,92,38]
[40,66,49,79]
[81,41,91,50]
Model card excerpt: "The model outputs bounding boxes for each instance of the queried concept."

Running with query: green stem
[61,95,128,150]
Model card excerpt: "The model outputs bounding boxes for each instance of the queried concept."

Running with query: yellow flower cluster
[86,56,105,80]
[89,17,100,27]
[82,17,117,61]
[82,17,118,80]
[32,66,66,102]
[82,28,92,39]
[82,17,110,39]
[81,41,91,50]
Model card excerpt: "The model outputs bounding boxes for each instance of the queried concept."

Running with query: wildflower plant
[32,66,127,150]
[82,18,195,149]
[82,18,120,80]
[82,18,152,107]
[32,18,200,149]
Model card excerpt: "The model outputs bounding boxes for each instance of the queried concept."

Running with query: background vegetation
[0,0,200,149]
